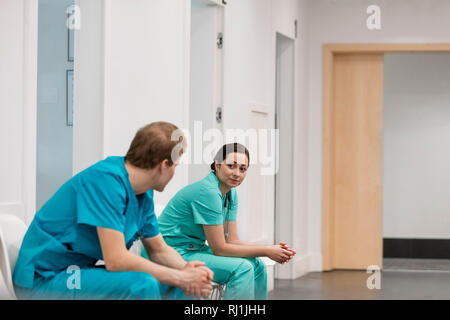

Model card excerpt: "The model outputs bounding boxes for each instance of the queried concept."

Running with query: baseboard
[384,238,450,259]
[293,255,309,278]
[274,255,312,280]
[306,253,322,272]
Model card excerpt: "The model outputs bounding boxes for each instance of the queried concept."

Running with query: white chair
[0,214,28,300]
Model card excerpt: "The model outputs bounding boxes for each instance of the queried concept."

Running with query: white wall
[223,0,310,278]
[73,0,105,174]
[384,53,450,239]
[288,0,310,276]
[0,0,38,224]
[188,0,222,184]
[36,0,74,210]
[106,0,190,209]
[308,0,450,270]
[74,0,190,210]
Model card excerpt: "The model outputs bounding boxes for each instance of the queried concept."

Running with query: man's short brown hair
[125,122,185,169]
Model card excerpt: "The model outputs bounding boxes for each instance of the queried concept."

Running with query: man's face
[154,160,178,192]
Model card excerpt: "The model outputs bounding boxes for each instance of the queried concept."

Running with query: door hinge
[216,107,223,123]
[217,32,223,49]
[295,19,298,38]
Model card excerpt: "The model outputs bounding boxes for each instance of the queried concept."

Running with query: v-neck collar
[119,157,139,212]
[208,172,225,199]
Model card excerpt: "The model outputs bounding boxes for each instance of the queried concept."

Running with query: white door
[275,33,295,278]
[188,0,225,184]
[245,105,276,246]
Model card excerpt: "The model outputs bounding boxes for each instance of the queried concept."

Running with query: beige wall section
[323,51,384,271]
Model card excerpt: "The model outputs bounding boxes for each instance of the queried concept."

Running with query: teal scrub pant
[181,248,267,300]
[14,267,187,300]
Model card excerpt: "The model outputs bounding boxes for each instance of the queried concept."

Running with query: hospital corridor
[1,0,450,305]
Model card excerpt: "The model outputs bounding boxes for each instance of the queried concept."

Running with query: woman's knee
[252,258,267,275]
[232,258,268,277]
[233,259,255,277]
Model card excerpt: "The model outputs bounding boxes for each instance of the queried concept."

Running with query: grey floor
[269,259,450,300]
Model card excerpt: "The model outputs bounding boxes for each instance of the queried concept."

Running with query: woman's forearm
[212,242,268,258]
[227,239,257,246]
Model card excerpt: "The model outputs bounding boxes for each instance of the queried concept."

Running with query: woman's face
[215,152,249,188]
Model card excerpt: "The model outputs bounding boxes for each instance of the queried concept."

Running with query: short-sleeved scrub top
[13,156,160,289]
[158,172,238,255]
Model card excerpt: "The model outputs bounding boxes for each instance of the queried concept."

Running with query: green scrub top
[158,172,238,254]
[13,156,160,289]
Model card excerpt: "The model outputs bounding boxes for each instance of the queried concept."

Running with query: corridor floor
[268,269,450,300]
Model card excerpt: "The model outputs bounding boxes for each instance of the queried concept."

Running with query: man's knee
[125,272,161,300]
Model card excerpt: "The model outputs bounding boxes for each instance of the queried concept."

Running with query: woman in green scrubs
[157,143,296,300]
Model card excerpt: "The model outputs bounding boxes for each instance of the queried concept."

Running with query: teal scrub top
[13,156,160,289]
[158,172,238,254]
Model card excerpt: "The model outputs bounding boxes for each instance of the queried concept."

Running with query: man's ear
[160,159,170,170]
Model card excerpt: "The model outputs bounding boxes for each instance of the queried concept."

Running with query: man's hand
[177,261,214,299]
[186,261,214,281]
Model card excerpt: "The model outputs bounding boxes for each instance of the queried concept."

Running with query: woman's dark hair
[210,143,250,172]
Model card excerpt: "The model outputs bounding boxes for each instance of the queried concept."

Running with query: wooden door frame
[322,43,450,271]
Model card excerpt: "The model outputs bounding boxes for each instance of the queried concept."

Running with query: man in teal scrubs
[13,122,213,300]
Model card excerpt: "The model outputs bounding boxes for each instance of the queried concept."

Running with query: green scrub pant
[181,248,268,300]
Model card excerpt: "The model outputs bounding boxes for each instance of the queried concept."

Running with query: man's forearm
[107,250,182,287]
[147,245,187,270]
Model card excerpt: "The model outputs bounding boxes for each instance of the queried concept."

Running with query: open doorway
[36,0,75,210]
[383,52,450,272]
[322,44,450,272]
